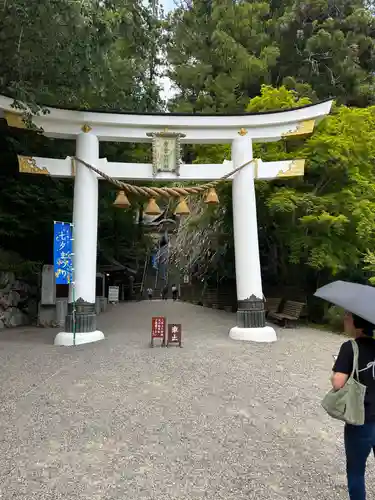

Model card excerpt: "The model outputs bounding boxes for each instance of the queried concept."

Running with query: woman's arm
[331,372,349,391]
[331,341,353,390]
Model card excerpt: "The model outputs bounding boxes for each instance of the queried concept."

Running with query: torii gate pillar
[230,134,276,342]
[54,130,104,346]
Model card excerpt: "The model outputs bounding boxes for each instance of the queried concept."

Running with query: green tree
[166,0,375,109]
[274,0,375,106]
[171,86,375,296]
[269,103,375,280]
[0,0,162,111]
[0,0,161,270]
[166,0,279,112]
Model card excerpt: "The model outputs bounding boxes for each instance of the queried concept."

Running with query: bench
[268,300,306,327]
[265,297,282,316]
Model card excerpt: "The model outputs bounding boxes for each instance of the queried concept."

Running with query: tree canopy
[0,0,161,273]
[165,0,375,304]
[172,85,375,296]
[0,0,162,111]
[167,0,375,110]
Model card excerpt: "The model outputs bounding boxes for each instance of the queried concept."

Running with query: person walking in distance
[147,287,153,301]
[171,284,178,302]
[332,313,375,500]
[161,284,168,301]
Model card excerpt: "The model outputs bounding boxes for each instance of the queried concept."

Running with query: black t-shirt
[333,337,375,422]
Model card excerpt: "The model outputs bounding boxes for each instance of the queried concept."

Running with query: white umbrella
[314,280,375,324]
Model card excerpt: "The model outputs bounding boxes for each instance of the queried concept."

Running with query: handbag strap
[350,339,360,379]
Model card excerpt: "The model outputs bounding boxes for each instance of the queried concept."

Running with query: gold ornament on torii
[276,159,305,178]
[81,124,92,133]
[282,120,315,138]
[4,111,26,129]
[17,156,49,175]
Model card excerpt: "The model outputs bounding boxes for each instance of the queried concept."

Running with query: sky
[163,0,176,12]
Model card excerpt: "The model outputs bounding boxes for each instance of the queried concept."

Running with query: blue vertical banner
[53,222,73,284]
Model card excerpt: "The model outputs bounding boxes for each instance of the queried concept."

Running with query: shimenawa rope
[73,156,256,198]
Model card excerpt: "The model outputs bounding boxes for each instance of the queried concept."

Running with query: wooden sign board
[108,286,119,303]
[151,316,166,347]
[167,323,182,348]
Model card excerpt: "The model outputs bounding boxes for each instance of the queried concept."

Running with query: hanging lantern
[204,187,219,204]
[113,190,131,209]
[145,197,162,216]
[174,197,190,216]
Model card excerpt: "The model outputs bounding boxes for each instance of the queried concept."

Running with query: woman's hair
[353,314,375,337]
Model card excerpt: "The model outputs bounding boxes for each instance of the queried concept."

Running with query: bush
[324,306,345,332]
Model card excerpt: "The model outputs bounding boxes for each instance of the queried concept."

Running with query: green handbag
[321,339,366,426]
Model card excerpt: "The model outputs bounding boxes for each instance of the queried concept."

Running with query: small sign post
[167,323,182,348]
[108,286,119,304]
[151,316,166,347]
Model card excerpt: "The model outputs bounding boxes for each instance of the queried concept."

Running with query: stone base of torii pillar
[55,330,105,346]
[229,326,277,343]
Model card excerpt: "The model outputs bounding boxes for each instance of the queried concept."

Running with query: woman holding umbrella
[315,281,375,500]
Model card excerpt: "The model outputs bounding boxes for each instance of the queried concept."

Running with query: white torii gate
[0,96,332,346]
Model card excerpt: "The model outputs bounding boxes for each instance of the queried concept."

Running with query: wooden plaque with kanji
[167,323,182,347]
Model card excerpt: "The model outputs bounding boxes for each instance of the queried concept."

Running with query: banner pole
[70,223,76,346]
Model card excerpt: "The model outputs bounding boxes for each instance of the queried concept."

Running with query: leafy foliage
[0,0,161,272]
[167,0,375,109]
[324,305,346,332]
[166,0,279,111]
[172,86,375,298]
[0,0,162,111]
[274,0,375,106]
[0,248,41,276]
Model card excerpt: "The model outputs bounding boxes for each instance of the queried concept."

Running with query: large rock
[0,294,10,310]
[1,308,27,327]
[13,311,27,327]
[0,270,36,329]
[0,271,15,292]
[8,290,21,307]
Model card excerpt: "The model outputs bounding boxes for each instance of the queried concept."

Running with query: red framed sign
[151,316,166,347]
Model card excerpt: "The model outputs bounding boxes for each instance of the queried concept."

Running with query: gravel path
[0,300,373,499]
